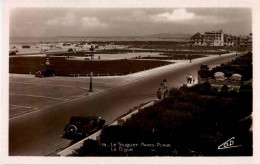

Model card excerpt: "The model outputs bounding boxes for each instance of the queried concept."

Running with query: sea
[10,36,189,44]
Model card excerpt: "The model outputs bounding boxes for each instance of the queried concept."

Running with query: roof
[214,72,225,77]
[232,73,242,77]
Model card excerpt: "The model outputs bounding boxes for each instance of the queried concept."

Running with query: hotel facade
[190,30,252,48]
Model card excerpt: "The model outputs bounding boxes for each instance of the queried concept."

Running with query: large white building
[191,30,252,48]
[191,30,224,46]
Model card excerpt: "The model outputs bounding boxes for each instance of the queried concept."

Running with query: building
[191,30,252,48]
[238,33,252,48]
[224,34,237,47]
[191,30,224,46]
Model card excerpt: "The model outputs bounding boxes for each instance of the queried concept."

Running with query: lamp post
[189,43,192,63]
[41,41,42,54]
[89,45,94,92]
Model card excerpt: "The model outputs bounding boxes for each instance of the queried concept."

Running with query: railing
[69,73,126,77]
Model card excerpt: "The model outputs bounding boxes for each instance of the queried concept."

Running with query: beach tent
[231,73,242,81]
[214,72,225,81]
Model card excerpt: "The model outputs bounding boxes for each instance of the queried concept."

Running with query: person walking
[157,88,162,100]
[162,78,167,89]
[164,89,169,98]
[187,74,191,84]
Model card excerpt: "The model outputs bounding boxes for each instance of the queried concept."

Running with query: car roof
[70,116,98,120]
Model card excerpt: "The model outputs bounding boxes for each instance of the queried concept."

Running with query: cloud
[81,17,108,28]
[46,12,75,26]
[151,9,195,22]
[151,9,228,24]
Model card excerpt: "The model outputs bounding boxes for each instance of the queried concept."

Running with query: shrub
[219,84,229,97]
[200,82,211,95]
[211,87,219,96]
[77,139,101,156]
[229,89,238,97]
[75,86,252,156]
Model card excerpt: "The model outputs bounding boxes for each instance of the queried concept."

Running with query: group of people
[186,74,195,84]
[156,75,195,100]
[157,79,169,100]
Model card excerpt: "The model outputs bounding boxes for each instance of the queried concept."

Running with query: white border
[1,0,260,164]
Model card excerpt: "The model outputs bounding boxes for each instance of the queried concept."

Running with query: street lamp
[41,41,42,54]
[89,45,94,92]
[189,43,192,63]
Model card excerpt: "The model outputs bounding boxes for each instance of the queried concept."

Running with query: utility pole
[89,45,94,92]
[189,42,192,63]
[151,41,153,53]
[41,41,42,54]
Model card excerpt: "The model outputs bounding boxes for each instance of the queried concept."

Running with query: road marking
[10,104,37,109]
[10,93,68,101]
[10,82,89,89]
[10,80,117,87]
[9,93,90,121]
[10,75,120,85]
[10,105,27,110]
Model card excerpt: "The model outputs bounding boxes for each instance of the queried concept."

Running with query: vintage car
[63,116,105,138]
[35,68,55,78]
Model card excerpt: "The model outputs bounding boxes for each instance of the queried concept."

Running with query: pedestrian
[162,78,167,89]
[189,74,192,84]
[157,88,162,100]
[187,74,191,84]
[192,76,195,83]
[186,74,189,83]
[164,89,169,98]
[160,81,164,88]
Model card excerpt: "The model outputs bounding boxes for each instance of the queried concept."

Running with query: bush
[200,82,211,95]
[198,69,213,78]
[75,86,252,156]
[219,84,229,97]
[211,87,219,96]
[189,82,211,95]
[77,139,101,156]
[229,89,238,97]
[239,84,252,93]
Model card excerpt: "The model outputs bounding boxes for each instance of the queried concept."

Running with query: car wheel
[66,125,77,136]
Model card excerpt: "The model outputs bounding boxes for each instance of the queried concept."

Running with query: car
[63,116,105,139]
[9,51,16,55]
[35,68,55,78]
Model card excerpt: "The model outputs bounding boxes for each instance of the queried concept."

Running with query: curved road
[9,53,238,156]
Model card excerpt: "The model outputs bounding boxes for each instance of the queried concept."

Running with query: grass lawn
[9,57,172,76]
[141,54,205,60]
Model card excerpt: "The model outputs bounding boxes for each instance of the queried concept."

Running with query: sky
[10,8,252,37]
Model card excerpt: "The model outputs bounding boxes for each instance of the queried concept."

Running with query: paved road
[9,53,238,156]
